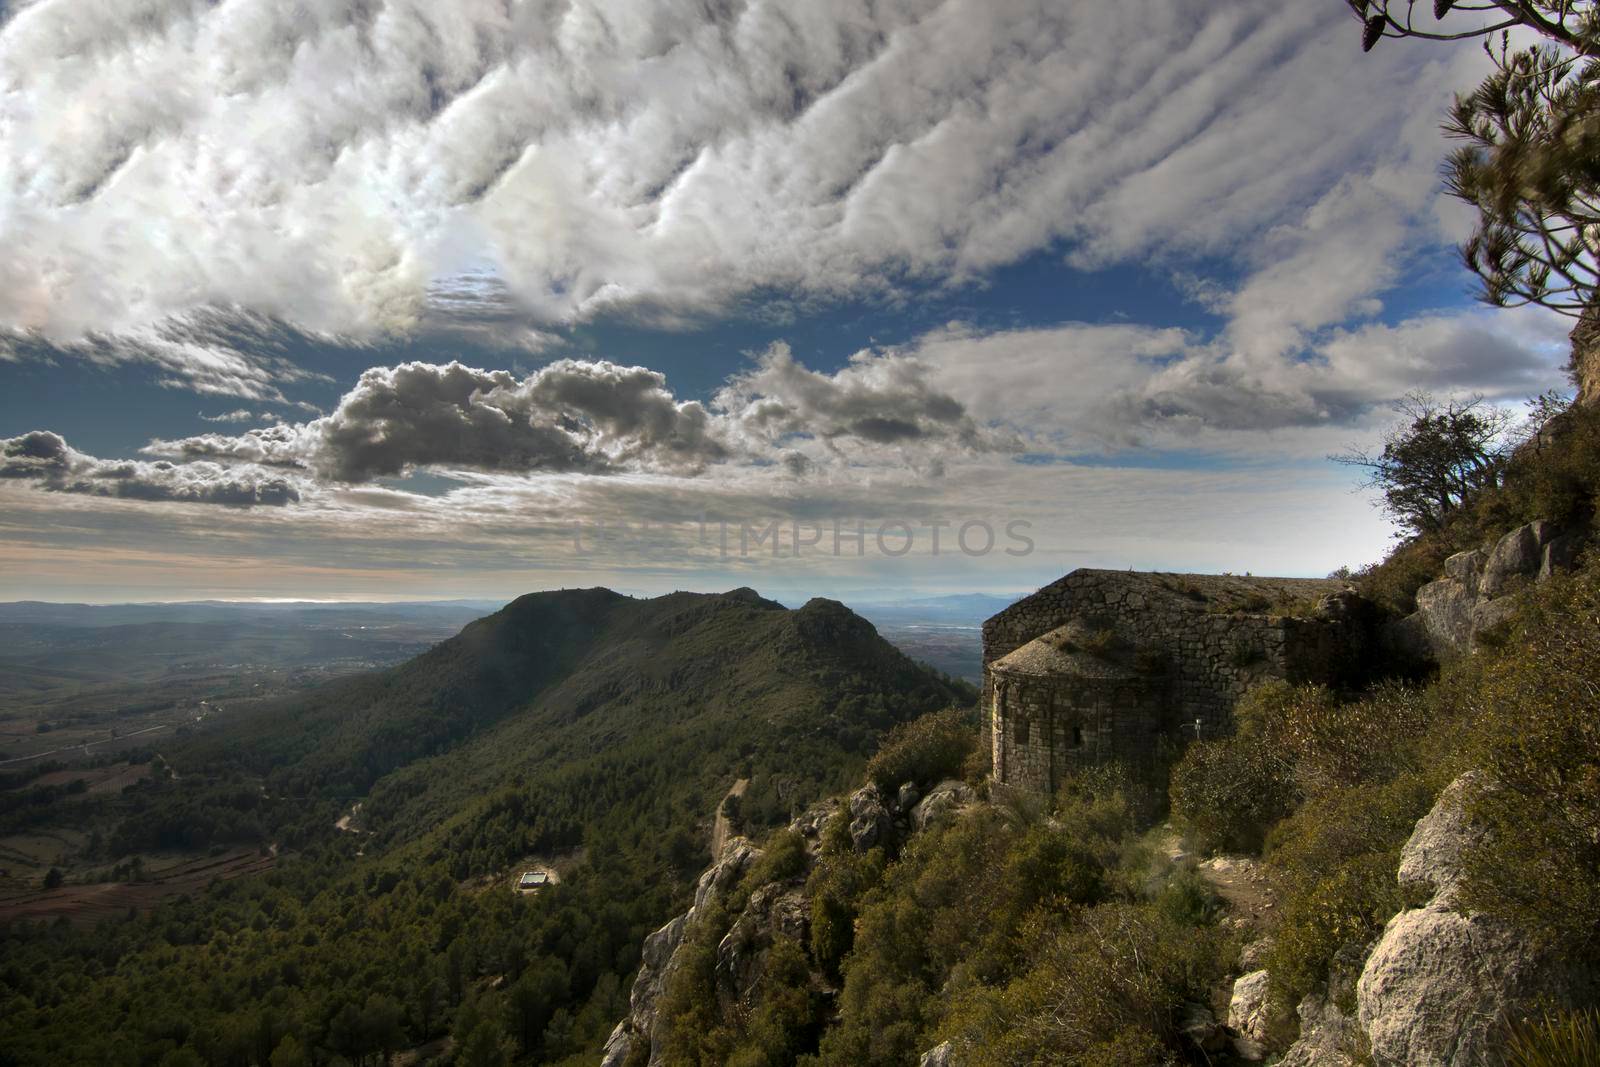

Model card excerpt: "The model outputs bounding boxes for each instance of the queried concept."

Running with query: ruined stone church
[981,569,1370,794]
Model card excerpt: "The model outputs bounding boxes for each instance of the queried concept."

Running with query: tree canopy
[1344,2,1600,320]
[1333,392,1513,534]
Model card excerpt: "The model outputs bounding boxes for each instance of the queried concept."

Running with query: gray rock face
[895,781,920,812]
[1358,906,1538,1066]
[1357,773,1594,1067]
[1541,532,1584,580]
[714,882,809,1005]
[694,837,763,912]
[848,784,894,853]
[1480,521,1554,597]
[1442,549,1485,591]
[787,799,839,842]
[1396,522,1578,662]
[600,1021,632,1067]
[619,836,765,1066]
[1412,575,1478,656]
[1394,773,1484,908]
[909,779,973,833]
[1228,969,1274,1043]
[1276,993,1363,1067]
[918,1040,953,1067]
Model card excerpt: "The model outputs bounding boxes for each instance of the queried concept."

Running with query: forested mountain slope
[0,588,970,1066]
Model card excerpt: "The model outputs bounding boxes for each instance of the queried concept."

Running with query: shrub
[865,709,975,795]
[743,830,808,892]
[1265,851,1406,1009]
[1079,628,1119,658]
[1169,738,1292,854]
[1453,558,1600,954]
[1504,1007,1600,1067]
[940,904,1226,1065]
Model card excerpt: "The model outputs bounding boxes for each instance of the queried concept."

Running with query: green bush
[1452,559,1600,954]
[940,904,1226,1065]
[1169,737,1292,854]
[1504,1006,1600,1067]
[865,708,976,795]
[1265,852,1406,1010]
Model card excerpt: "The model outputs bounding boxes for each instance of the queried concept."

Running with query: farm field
[0,847,275,927]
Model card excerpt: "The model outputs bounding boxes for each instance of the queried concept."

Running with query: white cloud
[142,347,1006,485]
[0,0,1495,352]
[1,429,303,506]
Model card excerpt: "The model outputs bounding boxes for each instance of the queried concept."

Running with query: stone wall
[990,672,1163,790]
[982,570,1365,790]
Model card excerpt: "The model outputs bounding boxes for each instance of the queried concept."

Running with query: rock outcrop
[611,835,766,1066]
[1228,969,1273,1044]
[1572,303,1600,407]
[605,778,963,1066]
[847,784,894,853]
[1276,993,1365,1067]
[1355,774,1594,1066]
[909,779,973,833]
[1388,520,1584,662]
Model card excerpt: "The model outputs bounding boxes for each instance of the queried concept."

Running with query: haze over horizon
[0,0,1573,604]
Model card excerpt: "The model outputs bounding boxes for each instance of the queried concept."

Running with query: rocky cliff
[1254,774,1596,1067]
[1385,519,1586,663]
[601,779,974,1067]
[1572,304,1600,407]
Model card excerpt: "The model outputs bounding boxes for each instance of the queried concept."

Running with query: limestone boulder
[1412,578,1476,656]
[848,784,894,853]
[1356,771,1596,1066]
[1357,906,1543,1066]
[1468,597,1519,644]
[918,1040,953,1067]
[910,779,973,833]
[1442,549,1485,592]
[1540,531,1585,581]
[1379,611,1436,666]
[1228,969,1274,1043]
[1479,521,1554,597]
[1276,993,1363,1067]
[1394,772,1483,907]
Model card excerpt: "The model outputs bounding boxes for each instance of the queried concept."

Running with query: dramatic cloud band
[137,346,1000,497]
[0,0,1485,351]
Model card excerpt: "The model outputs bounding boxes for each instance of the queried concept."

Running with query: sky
[0,0,1577,604]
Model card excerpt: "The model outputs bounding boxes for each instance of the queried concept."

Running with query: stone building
[982,569,1369,793]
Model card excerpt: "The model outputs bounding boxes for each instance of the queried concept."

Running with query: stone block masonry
[982,569,1367,792]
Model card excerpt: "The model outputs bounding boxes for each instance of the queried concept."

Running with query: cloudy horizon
[0,0,1575,604]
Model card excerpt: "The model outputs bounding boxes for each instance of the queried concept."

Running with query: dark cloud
[715,343,1002,454]
[123,345,1008,499]
[1,431,301,507]
[150,359,730,484]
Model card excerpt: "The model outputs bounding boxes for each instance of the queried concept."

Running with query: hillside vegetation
[0,589,969,1066]
[630,403,1600,1066]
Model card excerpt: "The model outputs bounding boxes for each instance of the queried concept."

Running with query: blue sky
[0,0,1575,603]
